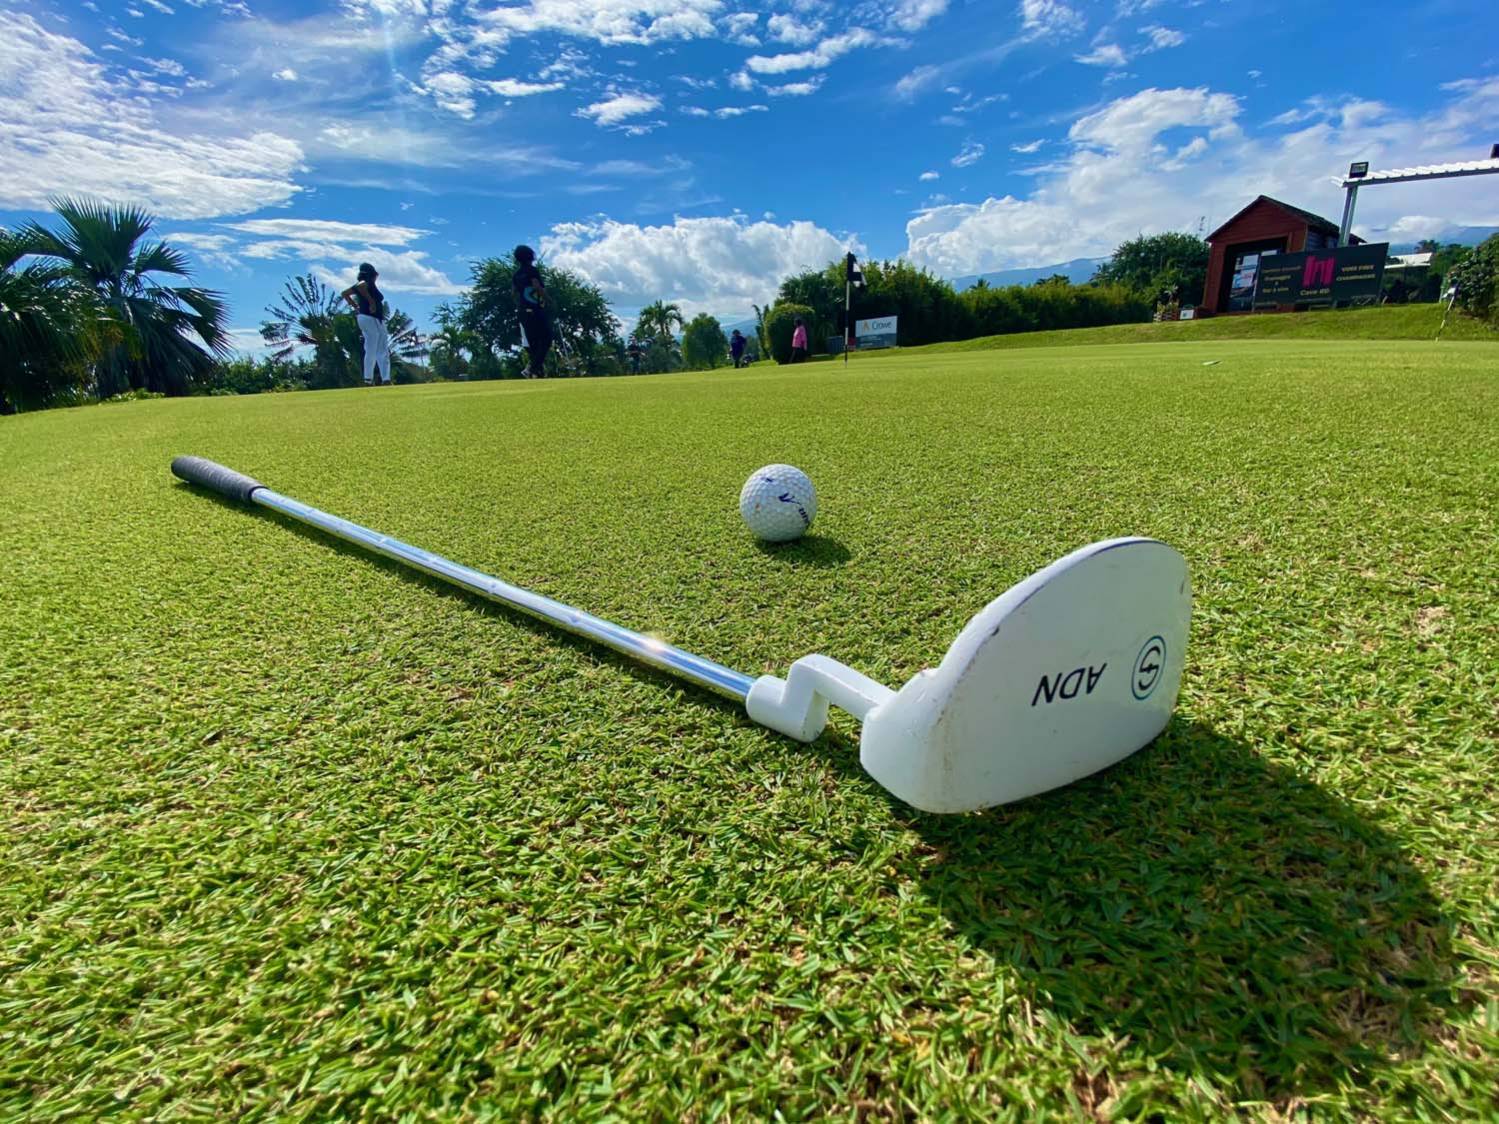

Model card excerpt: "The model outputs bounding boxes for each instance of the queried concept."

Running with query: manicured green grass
[2,339,1496,1120]
[903,302,1497,354]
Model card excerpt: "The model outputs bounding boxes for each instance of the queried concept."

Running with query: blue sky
[2,0,1495,352]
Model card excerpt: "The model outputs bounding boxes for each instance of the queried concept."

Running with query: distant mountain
[1386,227,1498,252]
[948,257,1107,291]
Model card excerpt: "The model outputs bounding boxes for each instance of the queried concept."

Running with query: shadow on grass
[891,719,1462,1100]
[753,534,852,568]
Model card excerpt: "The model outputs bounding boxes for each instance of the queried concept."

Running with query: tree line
[8,197,1494,414]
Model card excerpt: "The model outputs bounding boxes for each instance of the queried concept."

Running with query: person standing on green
[512,245,551,378]
[339,263,393,385]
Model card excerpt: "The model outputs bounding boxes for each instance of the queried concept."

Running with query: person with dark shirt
[339,262,393,385]
[729,328,747,368]
[512,244,551,378]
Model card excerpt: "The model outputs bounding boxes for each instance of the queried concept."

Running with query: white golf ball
[740,464,817,542]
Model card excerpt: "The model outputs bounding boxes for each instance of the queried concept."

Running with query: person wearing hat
[339,263,393,385]
[511,244,551,378]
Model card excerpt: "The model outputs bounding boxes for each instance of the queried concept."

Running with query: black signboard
[1253,243,1388,309]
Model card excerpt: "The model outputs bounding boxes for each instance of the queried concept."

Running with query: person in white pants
[339,263,394,385]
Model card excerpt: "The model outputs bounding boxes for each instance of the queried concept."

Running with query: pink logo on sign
[1302,257,1335,287]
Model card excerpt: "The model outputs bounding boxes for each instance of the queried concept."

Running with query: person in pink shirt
[790,317,809,363]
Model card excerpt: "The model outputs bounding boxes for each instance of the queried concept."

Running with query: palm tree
[637,300,684,350]
[21,198,228,397]
[0,230,113,411]
[260,273,344,377]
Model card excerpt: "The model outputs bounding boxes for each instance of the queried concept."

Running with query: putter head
[860,537,1190,813]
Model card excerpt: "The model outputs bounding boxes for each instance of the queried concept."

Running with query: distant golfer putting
[740,464,817,542]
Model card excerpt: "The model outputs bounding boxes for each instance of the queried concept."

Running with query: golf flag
[845,251,865,288]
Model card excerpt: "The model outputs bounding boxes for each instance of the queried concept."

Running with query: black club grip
[170,456,264,503]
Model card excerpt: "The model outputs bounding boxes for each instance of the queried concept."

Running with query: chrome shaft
[251,488,756,702]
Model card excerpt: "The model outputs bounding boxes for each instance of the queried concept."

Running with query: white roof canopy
[1341,158,1499,188]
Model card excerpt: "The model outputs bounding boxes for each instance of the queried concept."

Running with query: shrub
[1448,234,1499,322]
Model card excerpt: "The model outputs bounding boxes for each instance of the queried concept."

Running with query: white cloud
[162,231,241,269]
[766,13,822,45]
[273,67,299,81]
[308,252,463,296]
[227,219,429,245]
[0,12,303,220]
[951,140,985,167]
[764,76,824,97]
[745,29,879,74]
[715,103,767,118]
[1141,25,1185,50]
[540,214,859,318]
[895,64,941,99]
[728,69,755,91]
[464,0,723,47]
[1011,138,1044,153]
[919,170,940,181]
[489,77,566,97]
[905,79,1499,277]
[575,91,663,126]
[1075,44,1127,67]
[723,11,759,45]
[1019,0,1084,38]
[886,0,949,31]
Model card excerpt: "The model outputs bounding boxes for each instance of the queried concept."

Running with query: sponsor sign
[855,315,898,349]
[1253,243,1388,309]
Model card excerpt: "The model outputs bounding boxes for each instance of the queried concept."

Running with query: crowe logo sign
[854,316,898,349]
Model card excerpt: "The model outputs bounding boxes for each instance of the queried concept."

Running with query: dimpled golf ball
[740,464,817,542]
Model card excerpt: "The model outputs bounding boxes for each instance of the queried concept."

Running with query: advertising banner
[1253,243,1388,309]
[855,315,898,349]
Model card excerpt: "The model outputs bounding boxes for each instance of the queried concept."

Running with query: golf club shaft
[172,458,755,702]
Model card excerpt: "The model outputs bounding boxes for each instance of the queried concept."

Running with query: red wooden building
[1200,195,1364,315]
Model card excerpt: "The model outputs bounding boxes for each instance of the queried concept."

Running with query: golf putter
[171,457,1191,812]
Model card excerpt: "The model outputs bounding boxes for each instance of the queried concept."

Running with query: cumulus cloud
[723,11,759,45]
[0,12,303,219]
[575,91,663,126]
[905,79,1499,277]
[919,170,940,181]
[1011,138,1044,153]
[745,29,879,74]
[540,215,859,318]
[176,216,464,295]
[766,13,822,45]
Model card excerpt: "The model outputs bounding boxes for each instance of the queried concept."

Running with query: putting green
[3,339,1496,1119]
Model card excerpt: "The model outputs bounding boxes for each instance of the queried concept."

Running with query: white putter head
[747,537,1191,812]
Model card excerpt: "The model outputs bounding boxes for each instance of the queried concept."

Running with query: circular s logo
[1132,636,1166,700]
